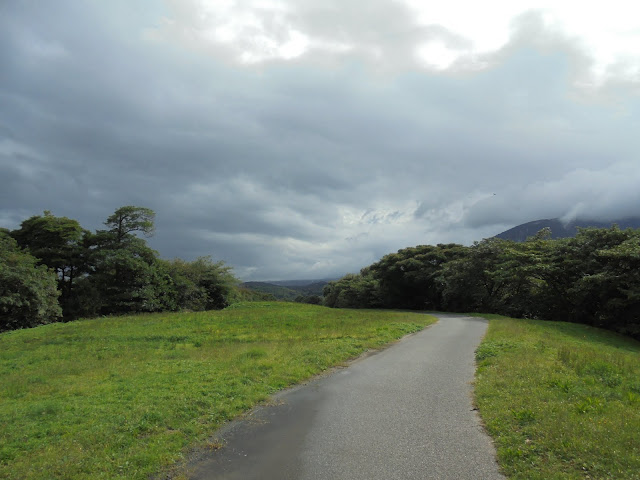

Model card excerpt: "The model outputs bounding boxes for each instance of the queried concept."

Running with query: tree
[2,206,240,323]
[323,273,381,308]
[11,211,90,317]
[593,231,640,336]
[0,232,61,331]
[91,235,174,315]
[91,206,173,314]
[323,227,640,339]
[554,227,638,328]
[164,256,238,311]
[368,244,467,309]
[104,206,155,245]
[193,257,236,310]
[295,295,322,305]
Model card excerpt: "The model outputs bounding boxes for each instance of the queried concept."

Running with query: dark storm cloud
[1,2,639,279]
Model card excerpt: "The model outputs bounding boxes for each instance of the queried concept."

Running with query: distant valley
[241,279,332,301]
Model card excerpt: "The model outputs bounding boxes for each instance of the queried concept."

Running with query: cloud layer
[1,1,639,280]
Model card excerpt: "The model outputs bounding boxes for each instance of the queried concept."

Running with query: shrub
[0,232,61,331]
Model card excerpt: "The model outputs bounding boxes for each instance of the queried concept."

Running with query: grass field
[0,302,434,480]
[474,314,640,479]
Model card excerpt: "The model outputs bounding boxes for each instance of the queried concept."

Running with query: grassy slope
[0,302,435,480]
[474,315,640,479]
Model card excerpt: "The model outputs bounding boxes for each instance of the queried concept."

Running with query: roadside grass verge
[474,314,640,479]
[0,302,434,480]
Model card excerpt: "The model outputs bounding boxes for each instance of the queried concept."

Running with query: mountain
[495,217,640,242]
[241,279,332,301]
[267,279,336,288]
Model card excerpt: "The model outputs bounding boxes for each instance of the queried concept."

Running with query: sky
[1,1,639,281]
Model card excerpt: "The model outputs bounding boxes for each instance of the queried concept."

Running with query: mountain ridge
[241,280,331,301]
[495,217,640,242]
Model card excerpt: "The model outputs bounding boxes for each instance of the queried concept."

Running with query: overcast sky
[1,1,639,280]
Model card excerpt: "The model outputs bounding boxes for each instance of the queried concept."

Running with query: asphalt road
[188,314,505,480]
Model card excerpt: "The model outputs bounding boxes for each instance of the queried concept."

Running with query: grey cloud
[462,162,640,229]
[1,2,639,280]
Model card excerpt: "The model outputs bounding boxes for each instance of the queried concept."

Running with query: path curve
[188,314,505,480]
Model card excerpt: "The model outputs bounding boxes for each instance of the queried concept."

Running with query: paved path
[188,314,505,480]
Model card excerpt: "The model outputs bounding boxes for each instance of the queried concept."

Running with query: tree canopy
[105,206,155,244]
[1,207,238,331]
[11,211,90,317]
[5,206,640,340]
[0,232,62,331]
[324,227,640,339]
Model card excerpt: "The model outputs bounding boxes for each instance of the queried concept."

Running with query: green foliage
[242,281,299,300]
[10,211,90,318]
[369,243,467,309]
[90,233,173,315]
[295,294,322,304]
[88,206,163,314]
[0,232,61,331]
[474,315,640,479]
[228,286,276,303]
[327,226,640,338]
[104,205,155,244]
[164,256,238,311]
[0,303,435,479]
[242,281,327,301]
[440,238,508,312]
[91,208,236,316]
[10,211,87,273]
[323,273,382,308]
[2,207,238,330]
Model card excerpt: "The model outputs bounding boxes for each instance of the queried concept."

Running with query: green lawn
[474,314,640,479]
[0,302,434,480]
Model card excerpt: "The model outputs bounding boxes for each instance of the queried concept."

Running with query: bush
[0,233,61,331]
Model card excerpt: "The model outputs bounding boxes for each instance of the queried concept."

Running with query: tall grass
[474,315,640,479]
[0,302,434,480]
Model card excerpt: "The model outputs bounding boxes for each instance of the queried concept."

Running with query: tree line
[0,206,256,332]
[5,209,639,339]
[323,226,640,339]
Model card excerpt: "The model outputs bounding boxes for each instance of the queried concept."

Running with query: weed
[204,439,224,451]
[574,396,604,414]
[548,377,573,393]
[475,340,518,361]
[624,391,640,404]
[628,381,640,394]
[512,409,536,426]
[475,316,640,479]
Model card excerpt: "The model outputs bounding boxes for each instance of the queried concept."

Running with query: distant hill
[241,279,331,301]
[495,217,640,242]
[267,279,335,288]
